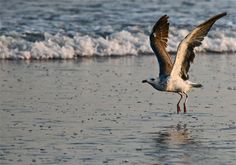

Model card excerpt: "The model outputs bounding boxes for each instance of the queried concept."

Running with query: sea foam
[0,29,235,60]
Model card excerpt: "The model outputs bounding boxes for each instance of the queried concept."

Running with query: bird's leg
[183,92,188,113]
[177,92,183,114]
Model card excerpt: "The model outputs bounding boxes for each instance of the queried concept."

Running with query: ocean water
[0,0,236,59]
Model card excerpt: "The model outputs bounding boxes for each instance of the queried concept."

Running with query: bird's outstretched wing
[170,12,227,80]
[150,15,173,78]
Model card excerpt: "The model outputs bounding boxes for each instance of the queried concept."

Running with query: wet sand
[0,54,236,165]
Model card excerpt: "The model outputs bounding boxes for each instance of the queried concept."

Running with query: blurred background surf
[0,0,235,59]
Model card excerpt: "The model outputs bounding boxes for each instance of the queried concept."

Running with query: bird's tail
[188,81,203,88]
[191,83,203,88]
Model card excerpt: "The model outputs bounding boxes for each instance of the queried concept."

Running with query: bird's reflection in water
[146,123,196,165]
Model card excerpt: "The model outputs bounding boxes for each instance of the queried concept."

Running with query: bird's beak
[142,79,147,83]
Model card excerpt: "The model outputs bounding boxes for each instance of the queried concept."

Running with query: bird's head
[142,77,156,84]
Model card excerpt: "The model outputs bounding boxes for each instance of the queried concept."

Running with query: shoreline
[0,52,235,61]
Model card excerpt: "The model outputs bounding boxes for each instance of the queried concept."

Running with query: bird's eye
[150,78,155,81]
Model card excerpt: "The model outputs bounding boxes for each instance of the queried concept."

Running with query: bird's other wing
[150,15,173,78]
[170,12,227,80]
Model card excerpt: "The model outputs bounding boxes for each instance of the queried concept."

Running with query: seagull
[142,12,227,114]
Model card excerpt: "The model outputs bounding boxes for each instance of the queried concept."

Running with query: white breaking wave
[0,29,236,60]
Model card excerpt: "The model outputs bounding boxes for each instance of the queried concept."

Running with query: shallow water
[0,54,236,164]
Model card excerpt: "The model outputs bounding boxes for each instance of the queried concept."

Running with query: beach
[1,54,236,165]
[1,1,236,164]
